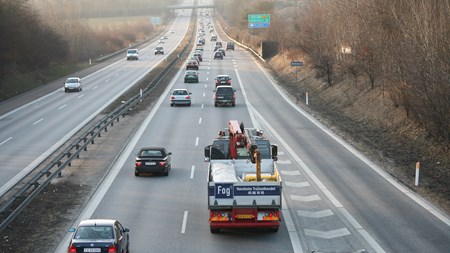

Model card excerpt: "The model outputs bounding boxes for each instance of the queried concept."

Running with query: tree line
[0,0,68,77]
[217,0,450,141]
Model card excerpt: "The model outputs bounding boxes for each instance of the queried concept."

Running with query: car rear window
[75,226,114,240]
[217,87,233,95]
[140,150,164,157]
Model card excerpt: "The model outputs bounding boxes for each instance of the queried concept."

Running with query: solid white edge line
[53,54,185,253]
[0,27,186,197]
[254,105,385,253]
[195,137,199,146]
[236,68,303,253]
[181,211,188,234]
[253,55,450,228]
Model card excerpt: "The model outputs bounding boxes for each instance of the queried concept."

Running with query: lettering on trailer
[209,185,281,197]
[214,183,234,198]
[234,186,280,196]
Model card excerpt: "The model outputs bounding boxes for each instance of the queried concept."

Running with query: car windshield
[217,76,228,81]
[67,79,78,83]
[128,50,137,53]
[75,226,113,240]
[156,47,163,50]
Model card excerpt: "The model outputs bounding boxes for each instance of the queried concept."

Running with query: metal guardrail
[0,23,195,232]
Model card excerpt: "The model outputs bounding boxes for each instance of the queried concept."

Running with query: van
[214,86,236,107]
[126,49,139,60]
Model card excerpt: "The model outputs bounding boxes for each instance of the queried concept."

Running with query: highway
[0,8,191,196]
[1,2,449,253]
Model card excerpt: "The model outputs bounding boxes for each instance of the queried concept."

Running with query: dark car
[214,85,236,107]
[186,60,199,70]
[184,70,199,83]
[226,41,235,50]
[215,41,223,47]
[155,46,164,55]
[214,51,223,60]
[68,219,130,253]
[135,147,172,176]
[216,48,226,56]
[198,38,205,45]
[215,75,231,87]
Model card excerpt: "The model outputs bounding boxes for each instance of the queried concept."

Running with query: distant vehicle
[170,88,192,107]
[135,147,172,176]
[214,51,224,60]
[68,219,130,253]
[190,56,201,66]
[155,46,164,55]
[184,70,199,83]
[64,77,82,92]
[216,48,226,56]
[161,35,168,40]
[126,48,139,60]
[170,29,175,33]
[226,41,235,50]
[158,39,165,44]
[186,60,199,70]
[193,52,203,61]
[211,34,217,41]
[198,38,205,45]
[214,85,236,107]
[215,41,222,47]
[215,75,232,87]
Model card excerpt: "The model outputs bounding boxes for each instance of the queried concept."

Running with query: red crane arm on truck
[227,120,244,159]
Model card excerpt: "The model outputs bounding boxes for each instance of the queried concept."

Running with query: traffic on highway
[0,1,449,253]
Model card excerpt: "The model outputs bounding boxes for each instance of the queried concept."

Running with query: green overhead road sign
[248,14,271,23]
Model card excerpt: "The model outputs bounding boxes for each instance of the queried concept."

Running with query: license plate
[236,214,253,219]
[84,249,101,253]
[145,162,156,165]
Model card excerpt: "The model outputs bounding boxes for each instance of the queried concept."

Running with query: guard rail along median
[0,24,195,233]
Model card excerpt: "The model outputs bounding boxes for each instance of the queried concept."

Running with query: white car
[170,89,192,106]
[126,49,139,60]
[64,77,82,92]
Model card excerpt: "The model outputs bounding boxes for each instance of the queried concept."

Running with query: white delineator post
[306,92,309,105]
[415,162,420,186]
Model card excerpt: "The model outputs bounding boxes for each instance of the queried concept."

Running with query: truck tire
[210,227,220,233]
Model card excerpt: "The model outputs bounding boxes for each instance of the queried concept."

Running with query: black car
[226,41,235,50]
[68,219,130,253]
[215,41,222,47]
[214,85,236,107]
[135,147,172,176]
[214,51,223,60]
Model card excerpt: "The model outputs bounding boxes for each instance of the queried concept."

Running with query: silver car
[64,77,82,92]
[170,89,192,106]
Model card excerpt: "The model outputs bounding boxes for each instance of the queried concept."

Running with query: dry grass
[267,51,450,214]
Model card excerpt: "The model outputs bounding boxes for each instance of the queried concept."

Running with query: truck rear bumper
[210,221,280,230]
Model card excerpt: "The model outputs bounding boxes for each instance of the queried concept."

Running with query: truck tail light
[257,210,280,221]
[210,211,231,221]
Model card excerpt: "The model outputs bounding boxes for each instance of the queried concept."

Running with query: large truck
[204,120,282,233]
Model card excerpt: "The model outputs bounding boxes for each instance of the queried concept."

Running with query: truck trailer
[204,120,282,233]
